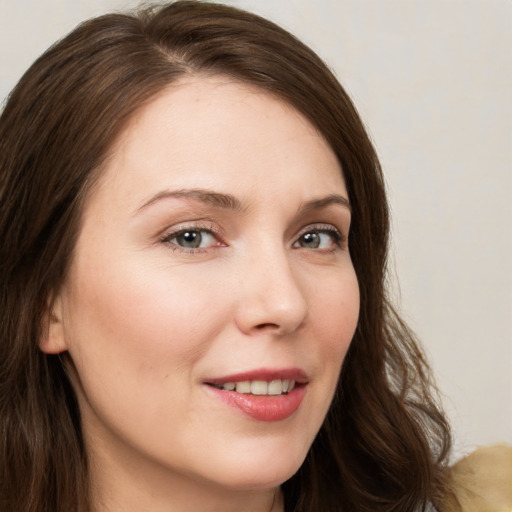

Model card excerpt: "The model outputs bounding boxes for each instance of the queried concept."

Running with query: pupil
[302,232,319,248]
[180,231,201,248]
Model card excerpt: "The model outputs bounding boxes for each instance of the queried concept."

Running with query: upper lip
[204,367,309,386]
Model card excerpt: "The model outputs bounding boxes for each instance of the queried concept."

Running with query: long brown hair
[0,2,453,511]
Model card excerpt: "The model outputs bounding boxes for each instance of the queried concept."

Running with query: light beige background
[1,0,510,458]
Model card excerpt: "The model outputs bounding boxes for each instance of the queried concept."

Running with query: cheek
[60,255,235,462]
[311,269,360,353]
[313,271,359,403]
[62,254,230,388]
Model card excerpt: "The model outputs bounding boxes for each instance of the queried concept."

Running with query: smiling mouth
[204,369,308,421]
[208,379,297,396]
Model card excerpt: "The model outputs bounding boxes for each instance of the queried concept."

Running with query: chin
[213,466,300,492]
[198,441,308,492]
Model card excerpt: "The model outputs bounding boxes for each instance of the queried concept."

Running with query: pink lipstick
[204,367,308,422]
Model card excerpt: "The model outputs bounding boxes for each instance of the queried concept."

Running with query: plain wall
[1,0,510,459]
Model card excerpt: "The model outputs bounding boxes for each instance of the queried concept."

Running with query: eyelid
[159,219,222,238]
[296,223,345,240]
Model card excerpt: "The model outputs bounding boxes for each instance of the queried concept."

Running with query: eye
[161,228,219,251]
[293,226,344,250]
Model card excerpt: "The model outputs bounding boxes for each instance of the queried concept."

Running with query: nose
[233,247,308,336]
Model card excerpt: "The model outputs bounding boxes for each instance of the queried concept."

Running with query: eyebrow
[135,188,351,215]
[301,194,351,213]
[135,188,245,215]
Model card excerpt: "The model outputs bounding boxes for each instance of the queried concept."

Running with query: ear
[39,294,68,354]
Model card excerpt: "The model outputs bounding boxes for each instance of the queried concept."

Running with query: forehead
[88,74,346,215]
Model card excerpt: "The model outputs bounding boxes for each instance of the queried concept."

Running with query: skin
[42,75,360,512]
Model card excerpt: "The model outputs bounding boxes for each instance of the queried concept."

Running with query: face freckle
[52,75,360,503]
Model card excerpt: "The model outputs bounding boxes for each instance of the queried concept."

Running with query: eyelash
[159,222,222,254]
[294,224,346,252]
[159,223,346,254]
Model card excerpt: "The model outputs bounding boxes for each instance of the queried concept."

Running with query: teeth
[251,380,268,395]
[235,381,251,393]
[267,380,282,395]
[219,379,296,395]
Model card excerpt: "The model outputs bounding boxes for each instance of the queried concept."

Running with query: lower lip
[205,385,306,422]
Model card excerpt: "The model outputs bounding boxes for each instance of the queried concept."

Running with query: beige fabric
[444,444,512,512]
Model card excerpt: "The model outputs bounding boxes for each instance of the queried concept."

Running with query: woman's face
[45,76,359,498]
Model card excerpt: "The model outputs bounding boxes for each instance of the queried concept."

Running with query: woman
[0,1,454,511]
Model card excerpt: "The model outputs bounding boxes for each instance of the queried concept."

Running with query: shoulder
[443,444,512,512]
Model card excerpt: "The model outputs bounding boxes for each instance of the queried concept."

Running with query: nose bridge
[234,236,308,335]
